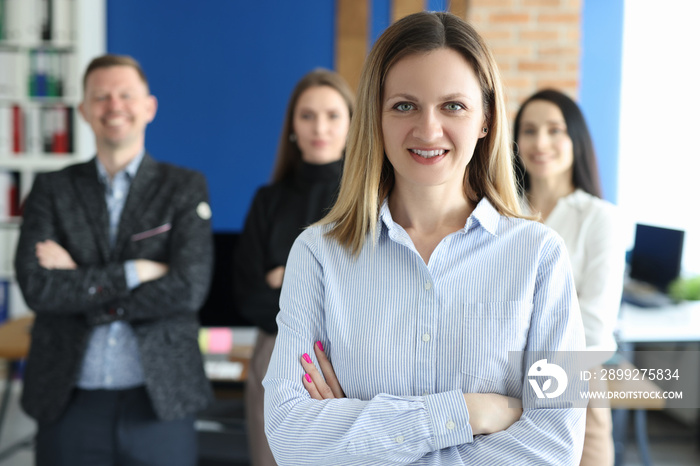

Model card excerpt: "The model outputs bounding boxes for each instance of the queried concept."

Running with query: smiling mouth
[410,149,447,158]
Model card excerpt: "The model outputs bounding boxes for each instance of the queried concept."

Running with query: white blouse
[524,189,627,353]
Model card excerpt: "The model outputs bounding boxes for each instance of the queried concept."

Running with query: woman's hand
[300,341,346,400]
[266,266,285,289]
[463,393,523,435]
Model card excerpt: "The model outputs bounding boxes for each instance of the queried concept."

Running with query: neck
[389,182,472,264]
[96,144,142,178]
[527,176,575,220]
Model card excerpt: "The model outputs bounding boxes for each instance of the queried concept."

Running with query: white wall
[619,0,700,275]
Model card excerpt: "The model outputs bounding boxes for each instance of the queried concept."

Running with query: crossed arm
[15,172,213,322]
[300,342,523,436]
[35,239,168,283]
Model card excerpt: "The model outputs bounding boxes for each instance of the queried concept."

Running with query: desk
[617,301,700,344]
[614,301,700,466]
[0,315,34,463]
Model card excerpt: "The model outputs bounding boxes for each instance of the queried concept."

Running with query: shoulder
[497,215,569,265]
[568,190,618,224]
[152,159,206,186]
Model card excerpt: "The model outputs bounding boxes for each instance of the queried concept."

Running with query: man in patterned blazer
[14,54,214,465]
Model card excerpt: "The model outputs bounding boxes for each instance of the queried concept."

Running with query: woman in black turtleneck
[233,69,354,466]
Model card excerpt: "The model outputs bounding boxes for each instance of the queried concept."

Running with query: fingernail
[305,374,312,383]
[302,353,312,364]
[316,341,324,352]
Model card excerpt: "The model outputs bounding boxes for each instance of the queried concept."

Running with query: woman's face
[381,48,487,195]
[516,100,574,185]
[292,85,350,164]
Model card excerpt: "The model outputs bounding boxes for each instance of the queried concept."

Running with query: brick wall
[465,0,582,118]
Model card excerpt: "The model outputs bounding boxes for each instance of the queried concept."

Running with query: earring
[289,133,297,143]
[482,127,488,133]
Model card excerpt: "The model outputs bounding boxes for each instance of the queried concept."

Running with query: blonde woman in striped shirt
[263,11,587,465]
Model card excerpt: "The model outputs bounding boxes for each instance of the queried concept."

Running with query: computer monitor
[629,223,685,291]
[198,232,253,327]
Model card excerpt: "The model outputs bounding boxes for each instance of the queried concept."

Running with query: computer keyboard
[622,280,674,308]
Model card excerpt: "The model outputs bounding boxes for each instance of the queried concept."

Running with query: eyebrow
[384,92,471,102]
[521,119,566,126]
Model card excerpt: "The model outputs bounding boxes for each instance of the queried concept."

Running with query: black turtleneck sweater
[233,160,342,334]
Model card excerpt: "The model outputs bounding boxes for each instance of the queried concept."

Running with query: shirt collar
[378,195,501,238]
[95,151,145,185]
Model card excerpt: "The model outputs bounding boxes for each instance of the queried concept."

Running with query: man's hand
[300,341,346,400]
[463,393,523,435]
[134,259,169,283]
[36,240,77,270]
[265,266,285,289]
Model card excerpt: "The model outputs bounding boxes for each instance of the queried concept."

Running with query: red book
[12,105,24,154]
[52,106,68,154]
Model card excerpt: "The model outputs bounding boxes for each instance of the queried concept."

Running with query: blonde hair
[319,11,525,255]
[270,68,354,183]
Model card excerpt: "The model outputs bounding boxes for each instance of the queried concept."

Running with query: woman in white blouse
[514,89,627,466]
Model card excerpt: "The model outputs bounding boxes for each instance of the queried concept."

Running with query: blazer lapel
[114,154,161,258]
[73,159,111,262]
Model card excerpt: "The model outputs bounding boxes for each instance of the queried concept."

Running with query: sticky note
[207,328,233,354]
[198,328,209,353]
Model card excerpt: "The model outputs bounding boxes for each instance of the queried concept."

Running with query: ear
[145,95,158,123]
[478,120,488,139]
[78,101,87,122]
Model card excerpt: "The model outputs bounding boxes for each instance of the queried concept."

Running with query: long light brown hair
[320,11,524,255]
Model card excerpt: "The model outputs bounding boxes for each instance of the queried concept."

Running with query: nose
[534,129,549,150]
[314,115,328,135]
[413,109,443,141]
[105,94,124,111]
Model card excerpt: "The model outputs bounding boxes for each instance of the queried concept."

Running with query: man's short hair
[82,54,149,92]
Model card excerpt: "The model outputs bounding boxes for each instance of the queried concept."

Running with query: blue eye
[394,102,414,112]
[444,102,465,111]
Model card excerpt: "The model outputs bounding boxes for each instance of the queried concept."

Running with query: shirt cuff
[124,261,141,290]
[424,390,473,450]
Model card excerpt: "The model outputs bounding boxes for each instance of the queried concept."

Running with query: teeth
[411,149,446,158]
[106,117,125,127]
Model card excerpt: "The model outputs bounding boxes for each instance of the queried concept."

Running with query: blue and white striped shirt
[77,153,144,389]
[264,197,586,465]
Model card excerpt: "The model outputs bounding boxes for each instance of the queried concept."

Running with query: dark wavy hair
[513,89,602,198]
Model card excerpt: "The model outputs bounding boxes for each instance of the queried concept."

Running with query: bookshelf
[0,0,105,319]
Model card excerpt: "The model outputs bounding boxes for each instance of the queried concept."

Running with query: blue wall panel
[107,0,335,231]
[579,0,624,203]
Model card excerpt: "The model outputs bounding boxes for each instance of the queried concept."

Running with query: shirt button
[422,333,431,342]
[88,286,96,295]
[108,338,116,346]
[105,376,112,384]
[424,281,432,290]
[446,420,456,430]
[116,308,124,316]
[115,190,123,199]
[422,392,429,396]
[395,435,404,444]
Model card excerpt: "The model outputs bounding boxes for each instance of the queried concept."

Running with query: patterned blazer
[14,154,214,423]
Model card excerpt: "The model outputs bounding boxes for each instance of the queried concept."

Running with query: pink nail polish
[305,374,312,383]
[302,353,312,364]
[316,341,324,352]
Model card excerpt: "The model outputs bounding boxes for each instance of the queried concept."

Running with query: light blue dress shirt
[77,152,145,389]
[264,197,586,465]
